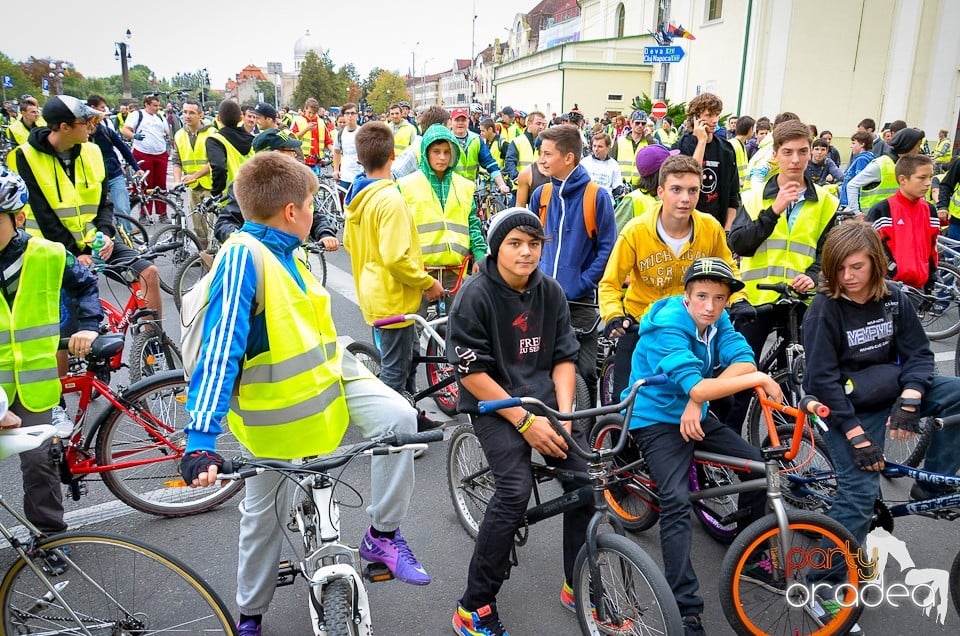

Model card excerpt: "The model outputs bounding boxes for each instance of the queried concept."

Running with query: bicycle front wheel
[346,340,382,377]
[572,533,683,636]
[303,246,328,287]
[95,371,244,516]
[173,252,211,311]
[720,510,863,636]
[114,212,150,250]
[150,225,202,294]
[425,325,459,416]
[447,424,493,539]
[128,329,184,383]
[0,532,236,635]
[745,369,798,447]
[590,417,659,532]
[908,262,960,341]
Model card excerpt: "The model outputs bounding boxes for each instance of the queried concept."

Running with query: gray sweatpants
[235,372,417,616]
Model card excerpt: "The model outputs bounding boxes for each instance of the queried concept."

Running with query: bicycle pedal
[277,560,300,586]
[717,508,752,526]
[363,562,394,583]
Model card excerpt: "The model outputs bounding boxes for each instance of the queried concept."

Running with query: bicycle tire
[951,550,960,621]
[150,225,202,294]
[95,370,244,516]
[762,424,836,514]
[572,533,683,636]
[127,328,184,383]
[302,246,328,287]
[314,187,344,233]
[346,341,382,377]
[719,510,863,636]
[319,578,361,636]
[425,324,459,416]
[883,416,932,468]
[907,262,960,341]
[598,354,617,407]
[173,252,211,312]
[0,531,236,635]
[573,372,594,431]
[589,417,659,532]
[114,212,150,249]
[693,461,740,544]
[447,424,493,539]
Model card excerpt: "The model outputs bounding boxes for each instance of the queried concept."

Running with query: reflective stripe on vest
[17,143,104,247]
[739,184,837,305]
[209,131,253,191]
[174,128,213,190]
[858,155,898,212]
[225,233,347,459]
[616,137,647,186]
[0,238,65,412]
[398,171,475,266]
[454,135,482,181]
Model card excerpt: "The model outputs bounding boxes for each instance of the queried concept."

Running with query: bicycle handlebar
[477,374,669,461]
[798,395,830,418]
[934,413,960,429]
[219,429,445,479]
[755,282,814,302]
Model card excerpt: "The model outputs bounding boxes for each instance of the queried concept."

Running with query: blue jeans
[632,414,766,616]
[377,324,416,396]
[824,375,960,546]
[107,174,133,231]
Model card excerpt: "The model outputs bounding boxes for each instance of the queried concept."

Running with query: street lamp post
[48,61,66,96]
[114,29,133,99]
[411,41,419,114]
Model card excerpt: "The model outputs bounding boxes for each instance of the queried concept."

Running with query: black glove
[727,300,757,327]
[849,433,884,471]
[180,450,224,483]
[603,316,634,339]
[888,396,923,433]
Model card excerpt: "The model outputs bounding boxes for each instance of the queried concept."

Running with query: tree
[361,67,384,96]
[256,80,278,105]
[365,70,410,115]
[0,51,37,101]
[631,94,686,125]
[346,82,362,104]
[293,49,348,111]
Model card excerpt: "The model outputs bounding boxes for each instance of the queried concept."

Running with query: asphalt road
[1,233,959,635]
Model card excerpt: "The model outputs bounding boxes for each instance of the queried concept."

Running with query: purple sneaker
[236,618,262,636]
[359,527,431,585]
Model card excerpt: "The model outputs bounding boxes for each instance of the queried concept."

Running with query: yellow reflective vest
[174,127,213,190]
[487,136,505,169]
[731,137,749,189]
[947,178,960,220]
[224,233,349,459]
[499,120,517,144]
[397,171,475,266]
[511,134,539,190]
[7,120,30,146]
[858,155,897,213]
[935,138,952,166]
[16,142,104,248]
[392,122,416,155]
[615,136,648,187]
[0,237,65,412]
[209,131,253,192]
[739,181,837,306]
[454,134,482,181]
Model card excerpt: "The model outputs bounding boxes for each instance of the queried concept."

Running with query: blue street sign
[41,77,50,96]
[2,76,12,89]
[643,46,686,64]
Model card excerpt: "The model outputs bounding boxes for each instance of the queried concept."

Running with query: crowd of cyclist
[2,84,960,636]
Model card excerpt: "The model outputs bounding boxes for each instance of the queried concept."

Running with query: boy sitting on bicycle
[343,122,443,399]
[0,168,100,561]
[447,208,590,636]
[626,257,781,635]
[179,152,431,636]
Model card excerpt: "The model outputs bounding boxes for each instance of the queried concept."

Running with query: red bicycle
[55,333,244,516]
[96,242,183,383]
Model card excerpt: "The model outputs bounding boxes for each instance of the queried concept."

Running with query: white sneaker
[51,406,73,437]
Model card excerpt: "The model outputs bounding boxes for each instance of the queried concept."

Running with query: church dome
[294,29,322,59]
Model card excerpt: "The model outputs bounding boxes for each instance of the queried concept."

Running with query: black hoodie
[446,257,579,414]
[14,127,114,256]
[205,125,254,196]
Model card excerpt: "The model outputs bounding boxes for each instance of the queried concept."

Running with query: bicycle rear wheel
[95,371,244,516]
[907,262,960,341]
[572,533,683,636]
[598,354,617,407]
[425,325,459,416]
[589,417,659,532]
[150,225,202,294]
[302,245,328,287]
[319,578,361,636]
[951,550,960,620]
[173,252,211,311]
[720,511,863,636]
[693,461,740,544]
[114,212,150,250]
[0,532,235,634]
[745,370,799,448]
[346,341,382,377]
[447,424,493,539]
[128,328,184,383]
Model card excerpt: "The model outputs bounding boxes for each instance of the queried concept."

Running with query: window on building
[608,94,623,101]
[616,3,625,38]
[706,0,723,22]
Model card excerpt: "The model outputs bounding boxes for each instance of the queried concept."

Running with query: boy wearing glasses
[333,102,363,195]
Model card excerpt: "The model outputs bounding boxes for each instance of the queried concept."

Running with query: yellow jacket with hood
[343,177,436,328]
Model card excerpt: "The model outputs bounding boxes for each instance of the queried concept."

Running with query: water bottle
[91,232,106,263]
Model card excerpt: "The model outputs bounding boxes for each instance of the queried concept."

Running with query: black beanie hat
[486,207,544,260]
[889,127,924,156]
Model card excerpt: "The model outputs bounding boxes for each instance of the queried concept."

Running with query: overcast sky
[3,0,527,89]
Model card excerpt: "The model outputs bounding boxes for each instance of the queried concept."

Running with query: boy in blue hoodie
[626,257,780,635]
[530,124,617,399]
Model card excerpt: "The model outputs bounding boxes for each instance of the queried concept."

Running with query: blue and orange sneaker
[561,581,635,634]
[358,527,430,585]
[452,602,509,636]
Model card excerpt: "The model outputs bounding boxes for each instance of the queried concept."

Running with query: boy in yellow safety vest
[0,167,101,567]
[179,152,432,636]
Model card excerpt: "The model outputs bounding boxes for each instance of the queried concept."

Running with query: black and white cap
[682,257,745,292]
[41,95,103,128]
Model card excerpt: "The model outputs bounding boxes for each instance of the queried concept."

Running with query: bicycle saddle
[90,333,125,360]
[0,424,56,460]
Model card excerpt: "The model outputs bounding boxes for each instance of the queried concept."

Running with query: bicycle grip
[219,458,257,479]
[934,413,960,429]
[393,430,445,446]
[640,374,669,386]
[373,315,408,328]
[478,398,522,413]
[798,395,830,417]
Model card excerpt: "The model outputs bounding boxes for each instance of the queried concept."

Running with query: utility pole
[470,3,477,104]
[656,0,671,101]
